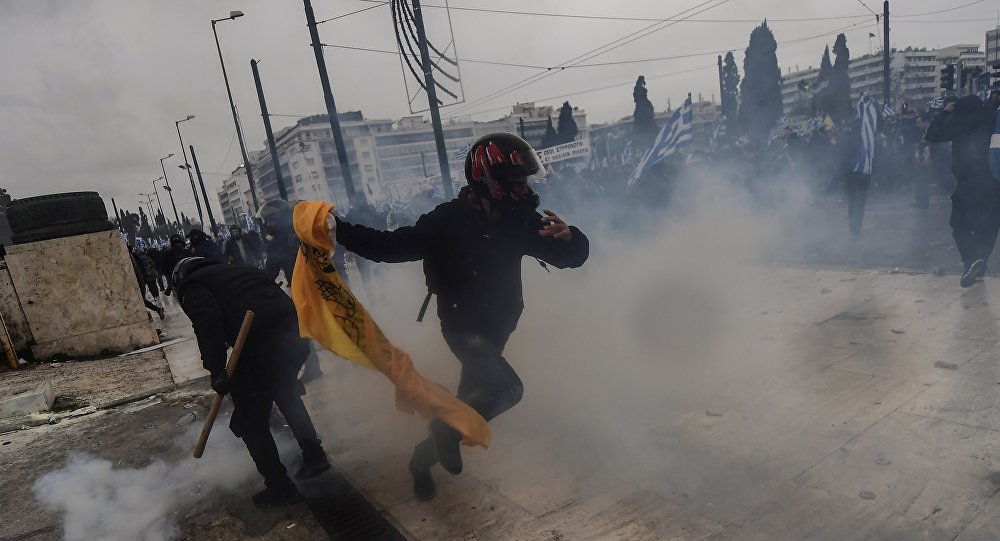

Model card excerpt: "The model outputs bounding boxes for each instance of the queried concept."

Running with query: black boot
[429,419,462,475]
[409,451,436,501]
[296,446,331,480]
[252,479,300,509]
[961,260,986,288]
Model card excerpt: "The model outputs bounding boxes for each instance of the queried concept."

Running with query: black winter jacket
[925,102,996,182]
[177,263,301,378]
[335,187,589,342]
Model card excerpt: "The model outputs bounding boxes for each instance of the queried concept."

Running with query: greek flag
[883,104,896,118]
[805,115,824,132]
[927,96,946,110]
[628,94,692,186]
[990,111,1000,180]
[852,94,879,175]
[710,116,727,150]
[455,143,471,161]
[768,116,790,145]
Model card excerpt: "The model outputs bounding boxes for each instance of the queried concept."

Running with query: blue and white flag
[628,94,692,186]
[454,143,471,161]
[927,96,946,110]
[710,115,727,150]
[768,116,790,145]
[990,111,1000,180]
[883,104,896,118]
[805,115,824,133]
[852,94,879,175]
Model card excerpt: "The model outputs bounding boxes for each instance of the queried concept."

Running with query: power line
[321,42,551,69]
[448,0,734,117]
[316,2,387,24]
[894,0,986,17]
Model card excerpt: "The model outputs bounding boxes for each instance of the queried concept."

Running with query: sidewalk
[308,266,1000,540]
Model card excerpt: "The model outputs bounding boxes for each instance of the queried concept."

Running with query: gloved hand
[210,374,232,396]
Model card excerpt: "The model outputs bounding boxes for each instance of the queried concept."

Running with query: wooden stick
[193,310,255,459]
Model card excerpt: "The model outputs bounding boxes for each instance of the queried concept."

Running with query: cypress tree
[556,101,579,144]
[738,21,783,145]
[721,51,741,122]
[632,75,658,142]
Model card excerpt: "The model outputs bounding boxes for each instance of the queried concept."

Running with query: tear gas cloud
[33,423,259,541]
[309,164,836,493]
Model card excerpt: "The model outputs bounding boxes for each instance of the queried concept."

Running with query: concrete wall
[0,261,33,356]
[4,230,158,360]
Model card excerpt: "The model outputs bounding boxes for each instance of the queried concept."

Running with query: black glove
[210,374,232,396]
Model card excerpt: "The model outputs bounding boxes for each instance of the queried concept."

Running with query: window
[310,171,319,179]
[306,157,316,166]
[364,164,374,172]
[292,161,299,170]
[362,151,371,159]
[295,174,303,183]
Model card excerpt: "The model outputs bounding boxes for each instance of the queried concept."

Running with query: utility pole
[189,145,219,234]
[303,0,357,206]
[110,197,121,228]
[411,0,454,200]
[518,117,526,139]
[717,55,725,117]
[174,116,203,225]
[882,1,891,108]
[251,59,289,201]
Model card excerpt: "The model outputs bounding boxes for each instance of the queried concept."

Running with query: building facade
[988,28,1000,64]
[474,102,589,150]
[216,165,255,228]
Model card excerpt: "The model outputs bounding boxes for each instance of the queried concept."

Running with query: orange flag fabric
[291,201,491,448]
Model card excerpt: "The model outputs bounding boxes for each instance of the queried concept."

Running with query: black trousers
[950,178,1000,270]
[412,329,524,469]
[229,334,322,487]
[845,172,871,237]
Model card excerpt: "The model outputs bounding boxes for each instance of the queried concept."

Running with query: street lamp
[211,9,259,211]
[139,193,155,222]
[151,177,166,231]
[174,115,204,226]
[159,153,182,233]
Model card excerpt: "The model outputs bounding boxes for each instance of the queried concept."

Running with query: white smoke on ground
[33,423,258,541]
[313,170,821,491]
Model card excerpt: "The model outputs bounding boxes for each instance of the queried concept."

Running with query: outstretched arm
[523,209,589,269]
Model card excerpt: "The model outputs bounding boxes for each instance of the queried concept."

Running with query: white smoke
[33,425,258,541]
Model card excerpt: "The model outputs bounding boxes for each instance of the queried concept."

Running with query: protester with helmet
[186,228,226,264]
[171,256,331,508]
[159,234,192,296]
[332,132,589,500]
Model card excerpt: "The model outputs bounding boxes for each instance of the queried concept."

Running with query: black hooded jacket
[335,187,589,343]
[177,262,302,379]
[925,96,996,182]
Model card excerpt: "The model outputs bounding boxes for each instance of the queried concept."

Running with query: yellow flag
[291,201,491,448]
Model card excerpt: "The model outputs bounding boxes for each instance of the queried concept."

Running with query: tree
[720,52,741,123]
[138,207,153,239]
[632,76,658,143]
[738,21,783,145]
[556,101,579,144]
[540,116,559,149]
[825,33,853,122]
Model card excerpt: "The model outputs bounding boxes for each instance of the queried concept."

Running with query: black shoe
[409,454,436,501]
[156,306,165,320]
[961,260,986,288]
[296,447,331,480]
[430,419,462,475]
[252,482,300,509]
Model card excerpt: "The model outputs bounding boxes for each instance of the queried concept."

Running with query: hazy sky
[0,0,995,223]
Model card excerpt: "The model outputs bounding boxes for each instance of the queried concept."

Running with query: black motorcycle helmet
[464,132,545,215]
[169,233,185,246]
[170,256,217,291]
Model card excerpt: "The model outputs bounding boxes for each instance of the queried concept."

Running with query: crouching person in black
[172,257,331,508]
[333,133,589,500]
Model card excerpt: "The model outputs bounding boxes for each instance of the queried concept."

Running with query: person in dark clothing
[129,248,164,320]
[242,230,265,268]
[925,95,999,287]
[160,234,193,296]
[186,229,226,264]
[257,200,325,383]
[224,228,247,265]
[839,123,871,238]
[332,133,589,500]
[172,257,331,508]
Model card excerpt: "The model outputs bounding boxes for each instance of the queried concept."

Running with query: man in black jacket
[160,234,192,296]
[172,257,331,508]
[333,133,589,500]
[925,95,999,287]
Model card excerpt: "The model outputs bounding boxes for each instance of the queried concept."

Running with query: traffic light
[940,64,955,91]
